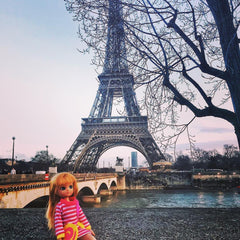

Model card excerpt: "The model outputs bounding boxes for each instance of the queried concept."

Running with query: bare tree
[223,144,239,158]
[64,0,240,154]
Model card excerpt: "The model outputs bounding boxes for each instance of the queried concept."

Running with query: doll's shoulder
[55,200,63,209]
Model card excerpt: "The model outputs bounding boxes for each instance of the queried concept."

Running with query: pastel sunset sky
[0,1,238,167]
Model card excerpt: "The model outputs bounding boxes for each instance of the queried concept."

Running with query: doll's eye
[60,186,66,191]
[69,185,73,189]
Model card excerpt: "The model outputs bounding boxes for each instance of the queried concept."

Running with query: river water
[84,189,240,208]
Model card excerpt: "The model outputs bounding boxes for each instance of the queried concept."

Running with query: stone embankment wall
[192,172,240,189]
[126,171,192,190]
[126,171,240,190]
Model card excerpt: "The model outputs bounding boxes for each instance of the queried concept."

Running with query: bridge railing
[0,173,118,185]
[74,173,118,181]
[0,173,118,194]
[0,174,47,185]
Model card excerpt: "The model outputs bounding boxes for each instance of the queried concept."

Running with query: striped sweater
[54,197,91,239]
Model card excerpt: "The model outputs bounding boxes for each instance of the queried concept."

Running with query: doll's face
[57,183,74,199]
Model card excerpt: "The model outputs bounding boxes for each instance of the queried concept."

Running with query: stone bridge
[0,173,125,208]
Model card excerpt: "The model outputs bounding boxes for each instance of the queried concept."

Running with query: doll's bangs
[56,173,76,186]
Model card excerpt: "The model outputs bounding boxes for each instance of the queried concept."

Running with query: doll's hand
[90,229,95,236]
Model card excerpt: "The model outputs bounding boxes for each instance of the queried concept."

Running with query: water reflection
[197,192,205,207]
[82,189,240,209]
[217,192,224,206]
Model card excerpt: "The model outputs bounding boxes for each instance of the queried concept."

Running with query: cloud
[199,127,233,134]
[176,139,237,154]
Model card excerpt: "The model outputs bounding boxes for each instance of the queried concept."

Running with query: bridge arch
[24,195,49,208]
[0,186,49,208]
[97,183,108,194]
[78,186,94,196]
[110,180,117,191]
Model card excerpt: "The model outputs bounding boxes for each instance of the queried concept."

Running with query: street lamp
[11,137,15,168]
[46,145,49,163]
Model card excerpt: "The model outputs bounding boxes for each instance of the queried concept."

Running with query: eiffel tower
[62,0,165,172]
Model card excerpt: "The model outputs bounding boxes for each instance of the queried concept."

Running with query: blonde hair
[46,172,78,230]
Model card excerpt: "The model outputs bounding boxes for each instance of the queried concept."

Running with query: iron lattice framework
[62,0,165,172]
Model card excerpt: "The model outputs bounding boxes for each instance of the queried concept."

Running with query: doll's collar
[60,197,77,205]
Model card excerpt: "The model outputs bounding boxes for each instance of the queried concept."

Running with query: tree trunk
[207,0,240,149]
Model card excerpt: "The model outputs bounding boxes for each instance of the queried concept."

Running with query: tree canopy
[31,150,57,166]
[64,0,240,155]
[174,144,240,171]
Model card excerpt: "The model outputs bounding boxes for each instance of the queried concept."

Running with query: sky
[0,1,238,168]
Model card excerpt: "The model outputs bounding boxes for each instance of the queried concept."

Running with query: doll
[46,172,96,240]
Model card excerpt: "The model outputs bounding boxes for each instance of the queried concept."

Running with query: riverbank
[0,208,239,239]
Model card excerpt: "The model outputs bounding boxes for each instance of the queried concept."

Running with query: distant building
[131,151,138,168]
[152,161,172,172]
[138,167,150,172]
